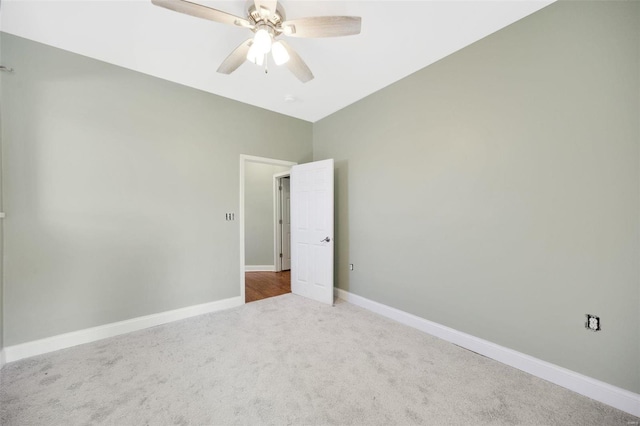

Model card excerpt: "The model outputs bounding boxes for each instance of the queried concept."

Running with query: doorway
[239,155,296,303]
[242,173,291,303]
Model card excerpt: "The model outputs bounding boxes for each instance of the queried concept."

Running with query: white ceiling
[1,0,553,122]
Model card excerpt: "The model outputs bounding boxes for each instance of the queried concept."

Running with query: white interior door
[281,177,291,271]
[291,159,334,305]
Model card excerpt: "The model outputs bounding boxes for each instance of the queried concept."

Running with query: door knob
[320,237,331,243]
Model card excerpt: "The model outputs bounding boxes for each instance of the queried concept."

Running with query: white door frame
[273,171,291,272]
[239,155,297,303]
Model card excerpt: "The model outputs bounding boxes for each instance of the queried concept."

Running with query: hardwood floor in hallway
[245,271,291,303]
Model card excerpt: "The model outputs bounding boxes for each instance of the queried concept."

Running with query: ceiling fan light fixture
[152,0,362,83]
[271,41,290,65]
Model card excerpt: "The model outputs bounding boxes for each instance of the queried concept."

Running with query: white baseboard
[4,296,243,364]
[245,265,275,272]
[335,288,640,418]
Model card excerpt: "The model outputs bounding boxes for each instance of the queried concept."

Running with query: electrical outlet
[225,213,235,221]
[349,264,354,271]
[585,314,601,332]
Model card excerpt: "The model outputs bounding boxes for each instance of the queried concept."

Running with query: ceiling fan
[151,0,362,83]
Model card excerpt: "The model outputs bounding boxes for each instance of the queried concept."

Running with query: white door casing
[273,172,290,272]
[290,159,334,305]
[281,177,292,271]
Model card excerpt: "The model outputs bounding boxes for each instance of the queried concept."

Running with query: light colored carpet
[1,294,637,425]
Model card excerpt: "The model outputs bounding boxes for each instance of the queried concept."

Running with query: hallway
[245,271,291,303]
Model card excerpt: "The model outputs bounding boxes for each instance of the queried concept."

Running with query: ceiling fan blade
[151,0,251,28]
[282,16,361,38]
[254,0,278,18]
[278,40,313,83]
[217,39,253,74]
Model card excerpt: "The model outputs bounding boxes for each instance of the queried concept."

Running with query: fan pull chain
[264,53,268,74]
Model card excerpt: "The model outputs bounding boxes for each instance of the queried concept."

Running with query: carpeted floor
[1,294,638,425]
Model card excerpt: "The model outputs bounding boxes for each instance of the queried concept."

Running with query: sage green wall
[0,33,312,346]
[0,64,3,354]
[244,162,290,266]
[313,1,640,393]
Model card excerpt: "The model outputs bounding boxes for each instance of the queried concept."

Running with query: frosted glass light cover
[246,44,264,66]
[271,41,290,65]
[253,29,272,54]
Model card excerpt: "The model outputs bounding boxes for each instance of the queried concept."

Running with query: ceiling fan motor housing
[247,2,286,35]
